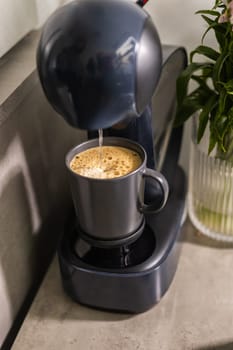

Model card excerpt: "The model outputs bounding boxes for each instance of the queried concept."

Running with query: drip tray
[74,225,155,269]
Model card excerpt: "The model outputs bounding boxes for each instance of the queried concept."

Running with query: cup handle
[141,168,169,214]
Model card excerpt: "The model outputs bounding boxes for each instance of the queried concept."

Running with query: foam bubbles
[70,146,142,179]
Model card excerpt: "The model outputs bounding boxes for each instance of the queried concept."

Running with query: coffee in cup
[66,137,169,242]
[70,146,142,179]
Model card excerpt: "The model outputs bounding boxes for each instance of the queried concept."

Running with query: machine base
[58,166,186,313]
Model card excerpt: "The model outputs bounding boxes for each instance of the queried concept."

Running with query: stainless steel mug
[66,137,169,242]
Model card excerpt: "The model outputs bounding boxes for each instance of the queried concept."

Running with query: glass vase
[188,117,233,242]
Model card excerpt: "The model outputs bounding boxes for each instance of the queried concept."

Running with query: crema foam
[70,146,142,179]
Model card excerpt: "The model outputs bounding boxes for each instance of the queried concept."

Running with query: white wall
[0,0,36,57]
[35,0,65,28]
[145,0,216,52]
[0,0,66,57]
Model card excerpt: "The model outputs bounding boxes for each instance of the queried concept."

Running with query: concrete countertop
[12,220,233,350]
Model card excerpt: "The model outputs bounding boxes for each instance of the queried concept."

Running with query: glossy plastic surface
[37,0,162,130]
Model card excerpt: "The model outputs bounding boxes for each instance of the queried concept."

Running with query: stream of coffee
[98,128,103,147]
[98,128,103,167]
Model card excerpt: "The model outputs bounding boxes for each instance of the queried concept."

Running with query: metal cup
[66,137,169,243]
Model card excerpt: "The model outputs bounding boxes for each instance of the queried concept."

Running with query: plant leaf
[216,115,229,142]
[175,86,215,127]
[195,10,220,16]
[201,66,214,78]
[208,131,217,154]
[212,51,230,90]
[176,63,213,106]
[201,14,215,26]
[215,29,227,50]
[200,21,227,48]
[213,0,225,9]
[191,75,214,96]
[190,45,219,62]
[197,94,218,142]
[191,75,210,87]
[220,80,233,95]
[218,89,228,114]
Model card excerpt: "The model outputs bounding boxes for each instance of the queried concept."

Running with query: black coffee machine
[37,0,187,313]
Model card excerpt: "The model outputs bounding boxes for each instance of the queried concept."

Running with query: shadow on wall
[0,172,35,344]
[195,342,233,350]
[0,83,85,347]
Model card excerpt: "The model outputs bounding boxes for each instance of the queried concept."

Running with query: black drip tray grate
[74,225,156,269]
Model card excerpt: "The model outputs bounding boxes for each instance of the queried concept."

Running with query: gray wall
[0,79,85,346]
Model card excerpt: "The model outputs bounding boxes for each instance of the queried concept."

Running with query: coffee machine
[37,0,187,313]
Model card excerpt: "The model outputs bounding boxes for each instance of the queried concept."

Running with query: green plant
[175,0,233,161]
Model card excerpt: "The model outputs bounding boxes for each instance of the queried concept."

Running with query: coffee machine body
[37,0,187,313]
[58,45,187,313]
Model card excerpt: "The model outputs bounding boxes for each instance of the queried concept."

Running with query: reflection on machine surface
[74,224,156,269]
